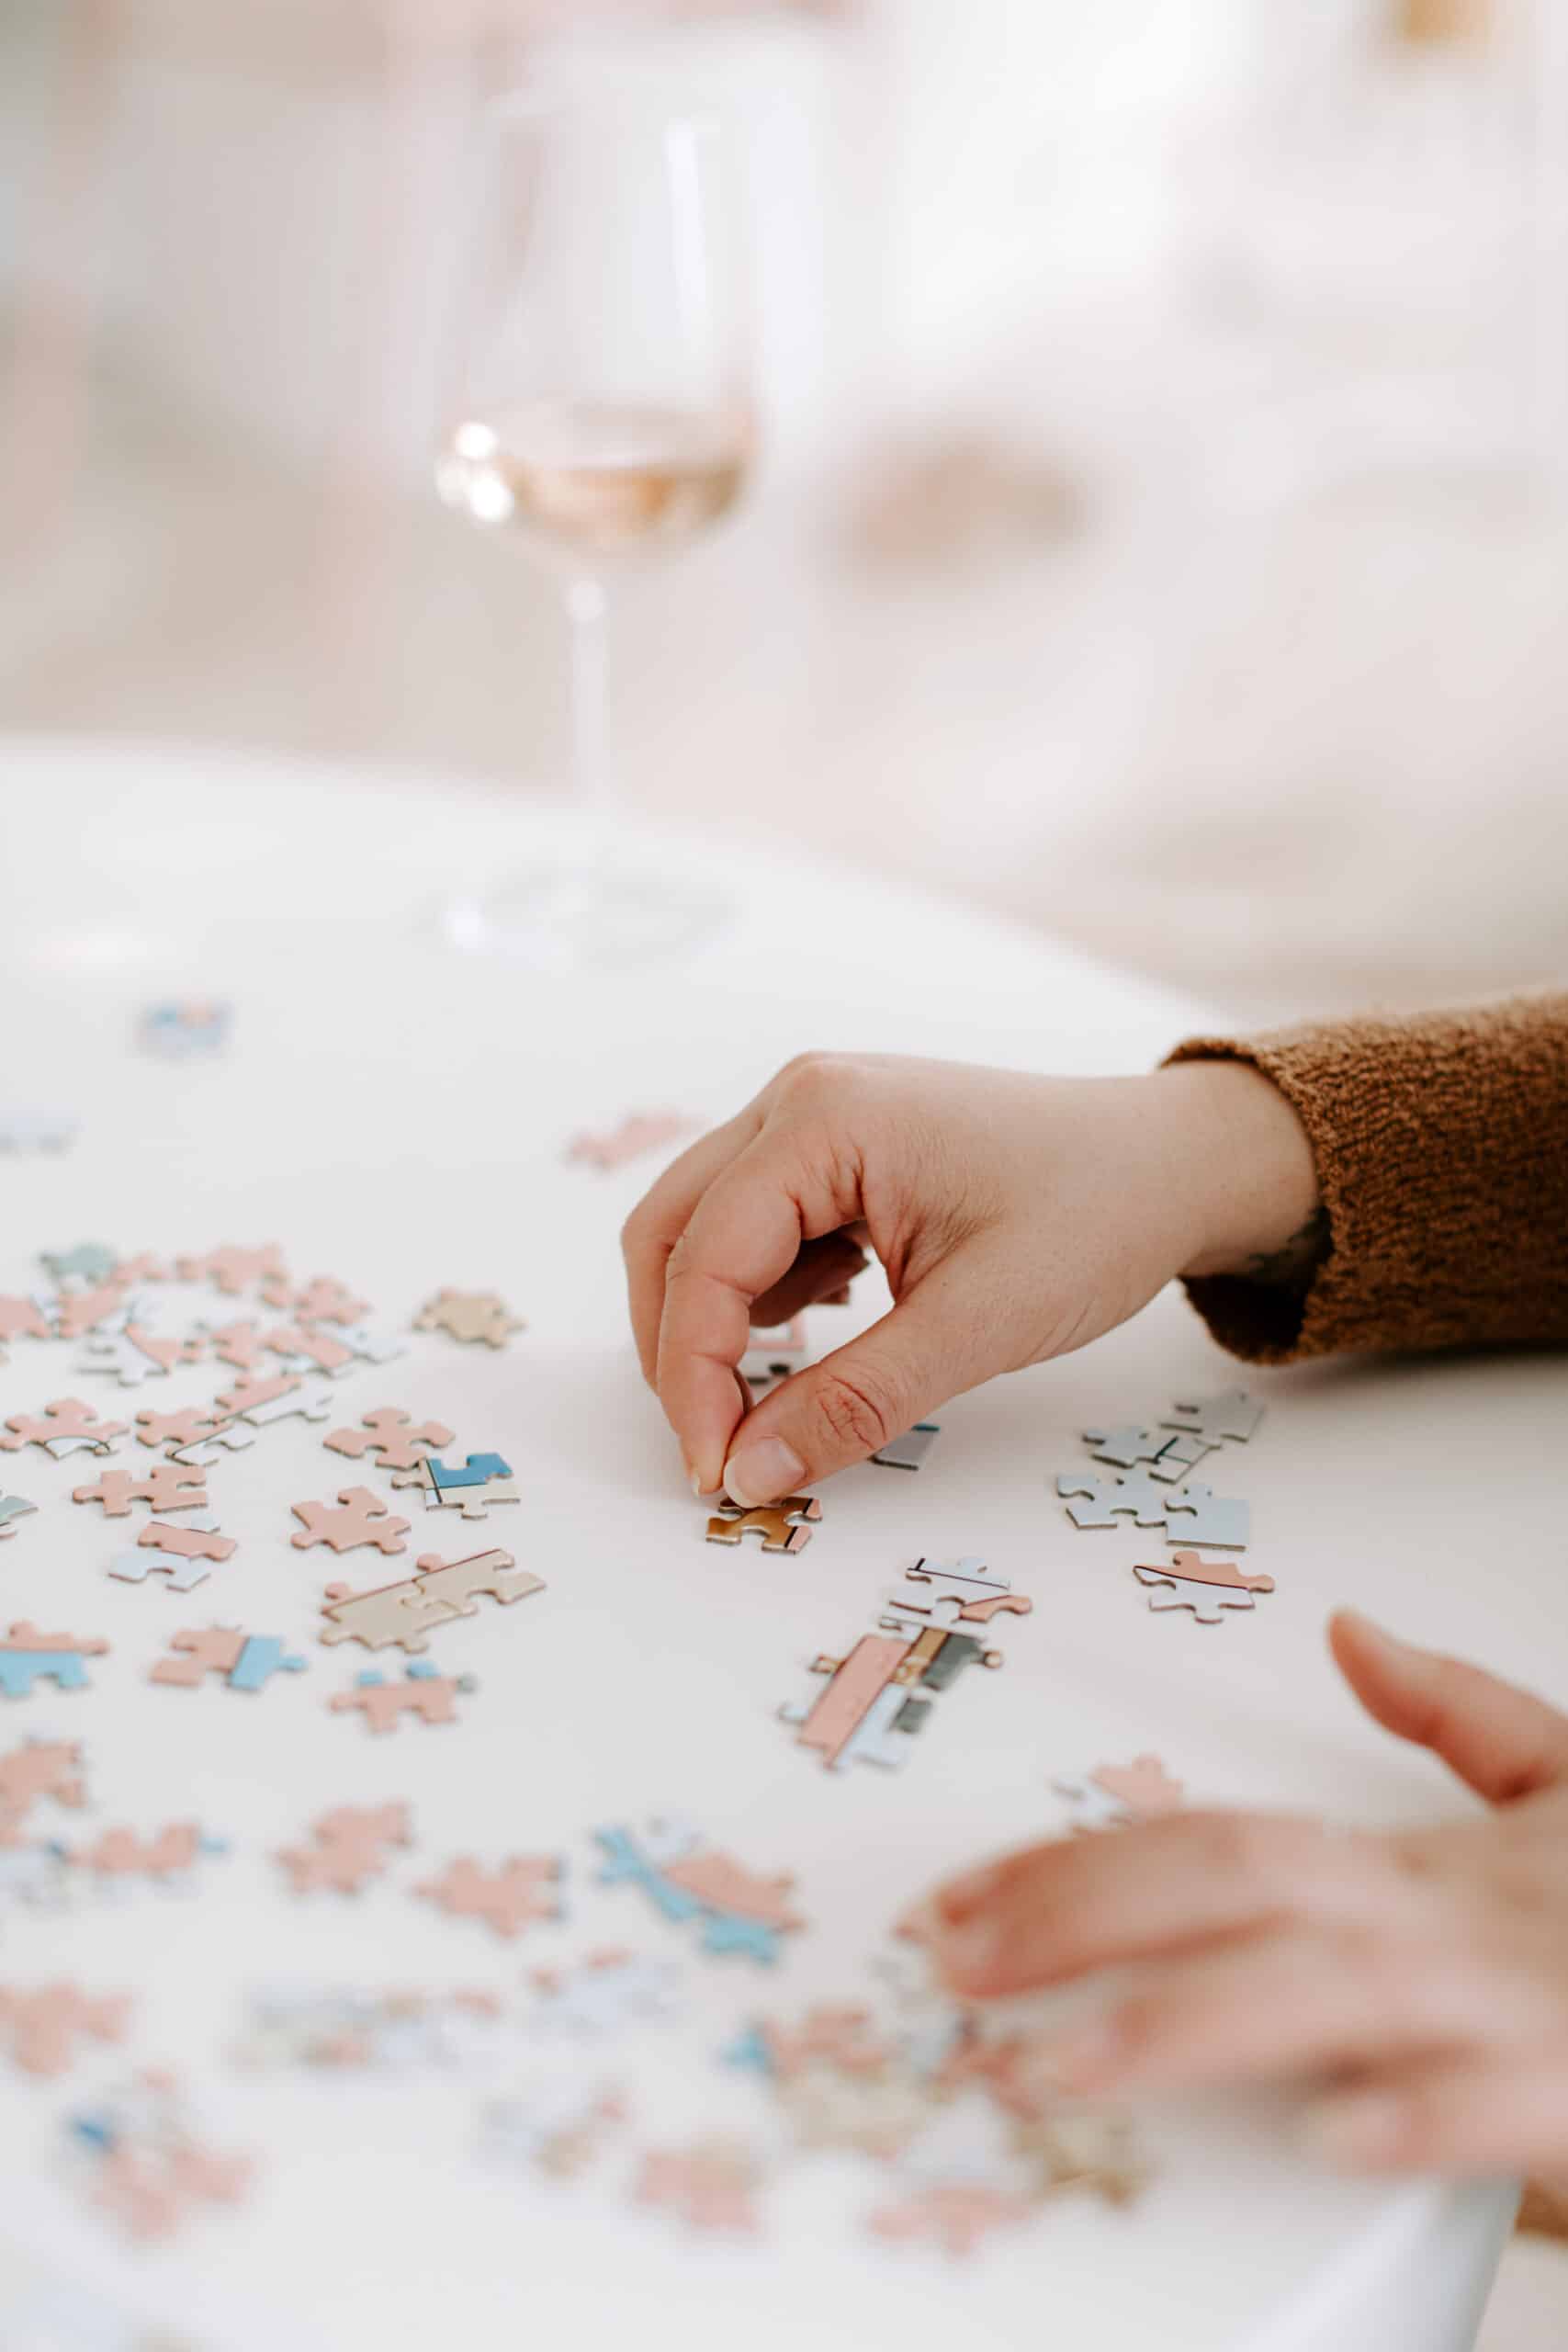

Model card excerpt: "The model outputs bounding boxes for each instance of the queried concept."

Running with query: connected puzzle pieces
[415,1854,564,1940]
[69,2072,254,2243]
[390,1452,519,1520]
[318,1547,544,1654]
[150,1628,307,1694]
[1,1396,128,1459]
[290,1486,410,1556]
[0,1623,109,1701]
[324,1407,455,1473]
[413,1289,524,1350]
[1134,1549,1275,1623]
[705,1493,821,1554]
[329,1661,476,1735]
[596,1819,804,1965]
[1055,1468,1168,1530]
[782,1558,1032,1773]
[0,1983,130,2078]
[276,1802,412,1895]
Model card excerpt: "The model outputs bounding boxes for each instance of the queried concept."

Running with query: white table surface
[0,737,1540,2352]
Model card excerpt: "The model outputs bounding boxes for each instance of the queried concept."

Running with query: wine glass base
[441,851,724,972]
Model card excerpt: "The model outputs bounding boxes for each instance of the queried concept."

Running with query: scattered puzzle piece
[635,2143,760,2234]
[0,1494,38,1540]
[71,2074,254,2243]
[0,1736,88,1834]
[415,1855,563,1939]
[871,1422,942,1472]
[318,1548,545,1653]
[1163,1388,1264,1446]
[259,1273,370,1323]
[202,1321,272,1372]
[1081,1422,1168,1470]
[1056,1755,1185,1832]
[529,1950,683,2037]
[567,1112,694,1171]
[276,1802,412,1895]
[390,1452,519,1520]
[0,1623,109,1700]
[1134,1551,1274,1622]
[1055,1469,1168,1530]
[0,1984,130,2077]
[220,1374,337,1430]
[72,1464,208,1519]
[2,1396,128,1460]
[1161,1483,1250,1549]
[132,1402,234,1449]
[71,1823,220,1887]
[264,1322,355,1376]
[39,1243,119,1285]
[728,2006,893,2084]
[291,1486,410,1556]
[413,1289,525,1350]
[869,2182,1034,2258]
[596,1823,804,1964]
[329,1660,474,1735]
[104,1515,237,1593]
[705,1493,821,1554]
[482,2081,624,2177]
[324,1408,456,1473]
[176,1246,288,1297]
[77,1322,206,1388]
[0,1295,53,1372]
[138,1001,231,1058]
[150,1628,307,1693]
[56,1283,134,1341]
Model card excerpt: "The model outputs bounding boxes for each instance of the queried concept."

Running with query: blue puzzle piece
[229,1636,307,1693]
[0,1651,93,1700]
[700,1910,787,1965]
[40,1242,118,1284]
[719,2022,774,2075]
[592,1826,704,1926]
[427,1453,512,1493]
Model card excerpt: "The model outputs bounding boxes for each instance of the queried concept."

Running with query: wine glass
[435,80,754,968]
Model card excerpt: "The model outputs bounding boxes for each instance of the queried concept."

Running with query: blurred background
[2,0,1566,1015]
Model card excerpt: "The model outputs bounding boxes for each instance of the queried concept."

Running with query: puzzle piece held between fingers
[705,1495,821,1554]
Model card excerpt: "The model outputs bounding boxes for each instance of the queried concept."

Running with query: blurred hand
[923,1613,1568,2190]
[621,1050,1317,1502]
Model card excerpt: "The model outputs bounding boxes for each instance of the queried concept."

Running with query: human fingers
[720,1240,1016,1507]
[621,1109,764,1385]
[655,1129,865,1494]
[1023,1924,1491,2101]
[1306,2049,1568,2181]
[1331,1612,1568,1805]
[926,1811,1385,2001]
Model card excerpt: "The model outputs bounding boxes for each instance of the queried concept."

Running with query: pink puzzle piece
[324,1408,456,1474]
[176,1246,288,1297]
[148,1629,246,1687]
[2,1397,128,1455]
[1134,1551,1276,1623]
[259,1274,369,1325]
[276,1802,413,1894]
[0,1984,130,2078]
[73,1823,209,1883]
[869,2183,1034,2259]
[265,1323,354,1374]
[204,1321,271,1372]
[660,1850,805,1934]
[1090,1756,1185,1819]
[0,1296,53,1347]
[329,1668,472,1735]
[73,1464,208,1518]
[55,1283,130,1340]
[414,1855,563,1939]
[137,1517,237,1563]
[635,2145,760,2234]
[567,1111,694,1172]
[292,1487,411,1557]
[121,1325,205,1375]
[133,1407,227,1451]
[0,1736,89,1832]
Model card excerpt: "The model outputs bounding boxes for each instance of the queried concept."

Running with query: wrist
[1153,1059,1323,1281]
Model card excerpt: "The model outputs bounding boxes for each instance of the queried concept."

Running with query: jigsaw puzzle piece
[870,1421,941,1471]
[1163,1388,1264,1446]
[1055,1470,1168,1530]
[705,1494,820,1553]
[1160,1484,1250,1549]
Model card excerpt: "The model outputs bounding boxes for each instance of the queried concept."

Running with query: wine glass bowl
[434,86,753,967]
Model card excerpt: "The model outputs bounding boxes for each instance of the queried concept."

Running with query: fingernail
[935,1860,1008,1921]
[1302,2092,1403,2167]
[932,1917,1001,1988]
[722,1437,806,1508]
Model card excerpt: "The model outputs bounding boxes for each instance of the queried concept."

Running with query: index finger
[620,1108,762,1385]
[925,1811,1390,2001]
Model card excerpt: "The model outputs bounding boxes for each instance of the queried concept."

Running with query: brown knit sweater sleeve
[1165,992,1568,1363]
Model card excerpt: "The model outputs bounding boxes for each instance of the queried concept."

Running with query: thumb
[720,1248,1002,1505]
[1329,1610,1568,1806]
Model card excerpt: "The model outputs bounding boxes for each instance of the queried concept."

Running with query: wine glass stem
[566,571,613,870]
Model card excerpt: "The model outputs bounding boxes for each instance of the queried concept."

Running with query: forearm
[1167,991,1568,1363]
